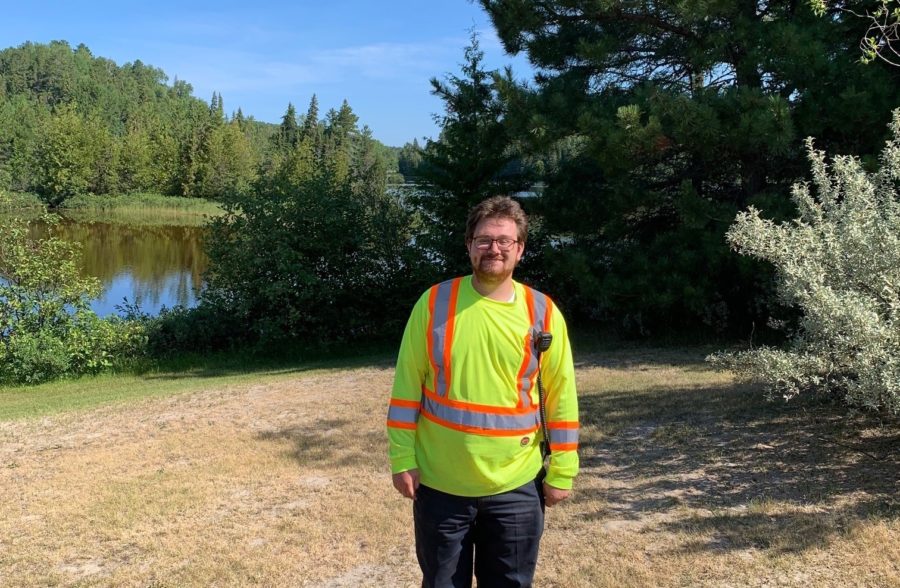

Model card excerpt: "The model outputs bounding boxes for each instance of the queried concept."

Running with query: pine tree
[209,91,224,124]
[413,33,533,276]
[479,0,900,335]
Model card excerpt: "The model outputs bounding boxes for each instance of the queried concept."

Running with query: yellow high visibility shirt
[387,275,579,497]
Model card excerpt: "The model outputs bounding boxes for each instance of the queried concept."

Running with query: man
[387,196,579,588]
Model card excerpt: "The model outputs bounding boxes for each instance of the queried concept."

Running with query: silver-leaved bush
[709,110,900,413]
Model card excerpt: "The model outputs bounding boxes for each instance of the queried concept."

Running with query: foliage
[479,0,900,336]
[709,112,900,414]
[0,41,399,204]
[0,204,145,383]
[854,0,900,65]
[411,33,534,277]
[811,0,900,66]
[397,139,424,181]
[200,100,422,347]
[32,104,111,205]
[0,191,42,210]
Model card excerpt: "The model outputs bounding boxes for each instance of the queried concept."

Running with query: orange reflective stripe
[548,421,579,429]
[422,385,539,416]
[425,284,439,392]
[515,286,537,409]
[524,283,536,324]
[441,278,461,397]
[387,420,417,430]
[427,278,462,398]
[390,399,421,409]
[542,295,552,331]
[420,409,540,437]
[549,442,578,451]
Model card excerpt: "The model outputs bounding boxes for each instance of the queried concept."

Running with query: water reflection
[27,217,208,316]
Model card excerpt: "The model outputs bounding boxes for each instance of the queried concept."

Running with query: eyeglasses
[472,237,519,251]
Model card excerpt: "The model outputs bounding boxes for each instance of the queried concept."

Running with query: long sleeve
[386,292,429,474]
[541,302,580,489]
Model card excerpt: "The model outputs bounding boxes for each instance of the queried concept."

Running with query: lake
[27,215,208,317]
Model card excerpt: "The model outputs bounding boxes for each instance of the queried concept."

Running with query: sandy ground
[0,367,421,587]
[1,354,898,587]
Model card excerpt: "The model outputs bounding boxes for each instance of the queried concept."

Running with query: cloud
[147,36,471,96]
[308,41,450,81]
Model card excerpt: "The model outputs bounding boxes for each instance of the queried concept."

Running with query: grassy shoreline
[0,191,44,210]
[0,348,395,422]
[1,192,224,226]
[59,192,224,216]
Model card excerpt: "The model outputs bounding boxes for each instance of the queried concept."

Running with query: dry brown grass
[1,348,898,587]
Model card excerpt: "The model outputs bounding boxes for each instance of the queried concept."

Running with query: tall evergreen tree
[277,102,299,150]
[209,91,225,125]
[301,94,321,145]
[413,33,533,276]
[480,0,900,335]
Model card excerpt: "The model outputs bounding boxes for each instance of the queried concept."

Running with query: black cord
[537,364,551,460]
[533,330,553,461]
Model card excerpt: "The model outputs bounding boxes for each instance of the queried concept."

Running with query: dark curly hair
[464,196,528,245]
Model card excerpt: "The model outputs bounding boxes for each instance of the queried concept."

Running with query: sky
[0,1,535,146]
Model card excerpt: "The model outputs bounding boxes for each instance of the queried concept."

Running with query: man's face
[467,217,524,285]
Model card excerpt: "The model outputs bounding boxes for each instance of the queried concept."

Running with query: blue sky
[0,1,534,146]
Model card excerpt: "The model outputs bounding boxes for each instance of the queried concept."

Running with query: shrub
[129,303,243,356]
[0,204,147,383]
[0,191,43,211]
[3,331,71,383]
[201,119,424,347]
[709,111,900,413]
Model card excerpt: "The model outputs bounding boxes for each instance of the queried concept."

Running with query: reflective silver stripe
[548,427,579,444]
[517,287,550,407]
[531,288,549,332]
[517,336,538,407]
[387,405,419,424]
[429,279,456,398]
[422,395,540,432]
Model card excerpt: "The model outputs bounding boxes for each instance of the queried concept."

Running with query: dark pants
[414,475,545,588]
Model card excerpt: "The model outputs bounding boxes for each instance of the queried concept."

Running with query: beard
[472,254,513,285]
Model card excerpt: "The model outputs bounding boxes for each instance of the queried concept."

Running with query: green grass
[0,191,44,212]
[59,192,223,218]
[0,347,394,422]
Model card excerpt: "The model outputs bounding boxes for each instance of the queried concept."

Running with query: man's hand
[392,469,420,499]
[543,482,570,507]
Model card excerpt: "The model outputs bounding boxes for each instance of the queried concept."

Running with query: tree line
[399,1,900,339]
[3,1,900,413]
[0,40,400,206]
